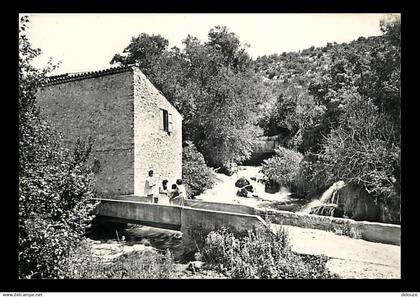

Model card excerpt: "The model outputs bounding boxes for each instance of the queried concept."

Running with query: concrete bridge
[94,196,401,249]
[94,197,268,250]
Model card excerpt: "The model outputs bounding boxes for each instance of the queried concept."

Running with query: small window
[160,109,169,132]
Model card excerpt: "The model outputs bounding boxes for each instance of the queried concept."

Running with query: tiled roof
[44,65,134,86]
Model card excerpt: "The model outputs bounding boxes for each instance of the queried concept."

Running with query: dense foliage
[202,227,336,279]
[256,16,400,151]
[312,96,401,222]
[111,26,270,168]
[182,141,215,198]
[19,16,98,278]
[257,16,400,222]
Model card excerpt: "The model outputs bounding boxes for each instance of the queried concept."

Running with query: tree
[260,83,325,152]
[112,26,267,168]
[206,25,252,72]
[19,16,97,278]
[307,16,401,153]
[111,33,169,77]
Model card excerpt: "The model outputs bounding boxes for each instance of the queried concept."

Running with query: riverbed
[86,165,400,279]
[195,165,310,212]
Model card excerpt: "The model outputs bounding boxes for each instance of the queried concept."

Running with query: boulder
[219,162,238,176]
[235,177,250,188]
[264,180,280,194]
[244,184,253,192]
[338,184,380,221]
[236,187,249,198]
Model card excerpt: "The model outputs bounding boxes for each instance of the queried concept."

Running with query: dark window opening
[162,109,169,131]
[160,109,172,133]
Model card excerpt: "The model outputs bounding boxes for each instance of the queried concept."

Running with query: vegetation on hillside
[257,16,400,222]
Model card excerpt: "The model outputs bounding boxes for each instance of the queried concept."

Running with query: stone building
[36,65,183,198]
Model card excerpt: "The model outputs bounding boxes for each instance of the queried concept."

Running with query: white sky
[22,13,396,76]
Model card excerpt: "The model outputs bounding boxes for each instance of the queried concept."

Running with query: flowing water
[87,222,188,262]
[298,181,345,214]
[87,166,342,262]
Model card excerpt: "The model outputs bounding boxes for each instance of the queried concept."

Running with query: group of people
[144,170,187,206]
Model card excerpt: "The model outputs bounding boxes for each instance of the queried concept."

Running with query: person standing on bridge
[159,179,169,205]
[144,170,158,202]
[168,184,179,205]
[175,179,187,207]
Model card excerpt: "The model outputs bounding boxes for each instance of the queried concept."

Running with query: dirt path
[270,224,401,279]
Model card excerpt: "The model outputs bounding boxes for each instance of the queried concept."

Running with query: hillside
[254,35,385,87]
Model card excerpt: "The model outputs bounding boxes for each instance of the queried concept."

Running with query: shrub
[182,141,214,198]
[19,17,98,278]
[202,227,336,279]
[261,147,306,196]
[61,241,176,279]
[18,134,98,278]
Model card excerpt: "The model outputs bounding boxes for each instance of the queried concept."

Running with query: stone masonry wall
[133,68,183,195]
[36,70,135,196]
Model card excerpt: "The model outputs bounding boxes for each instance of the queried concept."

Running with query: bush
[18,134,98,278]
[202,227,336,279]
[261,147,306,196]
[19,17,98,278]
[313,97,400,223]
[61,241,176,279]
[182,141,214,198]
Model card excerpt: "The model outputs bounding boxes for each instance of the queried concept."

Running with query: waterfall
[319,181,345,203]
[300,181,346,214]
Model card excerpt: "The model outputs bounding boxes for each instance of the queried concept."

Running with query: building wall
[133,68,183,195]
[36,70,135,197]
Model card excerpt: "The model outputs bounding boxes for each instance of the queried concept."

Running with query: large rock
[322,182,381,222]
[264,180,280,194]
[219,162,238,176]
[236,187,249,198]
[235,177,250,188]
[243,184,253,192]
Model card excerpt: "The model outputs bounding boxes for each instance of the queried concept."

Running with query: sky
[22,13,396,76]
